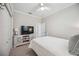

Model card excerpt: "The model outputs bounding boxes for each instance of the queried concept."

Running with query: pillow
[69,35,79,55]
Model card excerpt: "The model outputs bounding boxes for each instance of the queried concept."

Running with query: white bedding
[29,36,73,56]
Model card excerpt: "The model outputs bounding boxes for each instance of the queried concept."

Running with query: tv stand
[14,35,31,47]
[22,35,30,43]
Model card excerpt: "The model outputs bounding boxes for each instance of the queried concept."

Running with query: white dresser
[14,35,31,47]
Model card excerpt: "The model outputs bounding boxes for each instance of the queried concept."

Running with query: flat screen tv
[21,26,34,35]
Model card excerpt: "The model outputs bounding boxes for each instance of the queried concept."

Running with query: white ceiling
[13,3,75,18]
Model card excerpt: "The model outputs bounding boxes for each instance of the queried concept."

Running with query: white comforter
[29,36,73,56]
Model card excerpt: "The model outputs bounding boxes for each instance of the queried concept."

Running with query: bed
[29,36,74,56]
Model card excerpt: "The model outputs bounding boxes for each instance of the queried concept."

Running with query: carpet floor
[10,44,37,56]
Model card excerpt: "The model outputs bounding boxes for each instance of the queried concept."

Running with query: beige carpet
[10,44,37,56]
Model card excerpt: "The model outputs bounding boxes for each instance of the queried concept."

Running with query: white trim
[14,9,42,19]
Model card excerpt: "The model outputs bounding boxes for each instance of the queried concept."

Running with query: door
[0,4,12,56]
[35,23,46,38]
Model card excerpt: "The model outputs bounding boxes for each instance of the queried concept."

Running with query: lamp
[14,27,19,35]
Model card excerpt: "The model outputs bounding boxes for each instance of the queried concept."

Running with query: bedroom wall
[13,10,42,38]
[42,4,79,39]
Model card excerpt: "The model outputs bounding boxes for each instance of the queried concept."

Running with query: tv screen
[21,26,34,35]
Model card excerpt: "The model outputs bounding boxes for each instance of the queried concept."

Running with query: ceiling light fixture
[40,3,44,6]
[28,3,50,14]
[40,3,45,11]
[38,3,49,11]
[40,6,45,11]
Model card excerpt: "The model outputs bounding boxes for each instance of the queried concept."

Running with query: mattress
[29,36,73,56]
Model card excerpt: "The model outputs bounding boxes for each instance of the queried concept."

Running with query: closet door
[35,23,46,38]
[41,23,46,36]
[0,5,12,56]
[35,23,42,37]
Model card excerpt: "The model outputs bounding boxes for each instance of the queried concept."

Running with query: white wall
[13,10,42,38]
[43,4,79,39]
